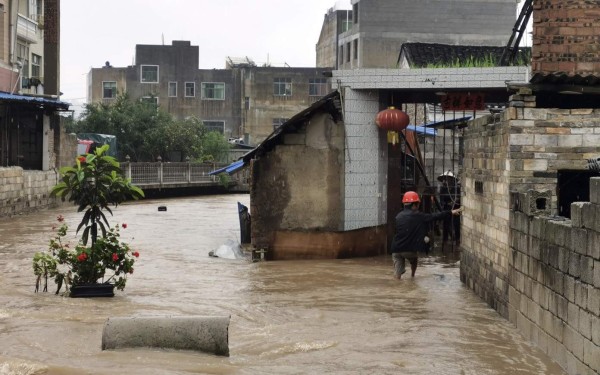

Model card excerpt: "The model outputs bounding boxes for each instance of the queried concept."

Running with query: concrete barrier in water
[101,316,230,356]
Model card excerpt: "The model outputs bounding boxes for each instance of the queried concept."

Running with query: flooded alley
[0,194,565,374]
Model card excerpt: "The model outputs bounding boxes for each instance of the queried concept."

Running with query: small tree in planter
[33,145,144,297]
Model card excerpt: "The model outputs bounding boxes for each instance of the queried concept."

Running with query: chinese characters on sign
[441,93,486,111]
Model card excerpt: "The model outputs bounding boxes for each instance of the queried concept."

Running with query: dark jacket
[391,209,451,253]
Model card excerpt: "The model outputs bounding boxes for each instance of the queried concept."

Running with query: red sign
[441,93,486,111]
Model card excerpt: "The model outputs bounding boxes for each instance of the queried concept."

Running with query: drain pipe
[102,315,230,356]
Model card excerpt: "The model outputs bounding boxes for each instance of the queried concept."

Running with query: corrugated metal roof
[0,92,70,109]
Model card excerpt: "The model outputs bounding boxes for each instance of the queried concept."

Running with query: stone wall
[0,168,59,217]
[461,106,600,375]
[508,182,600,375]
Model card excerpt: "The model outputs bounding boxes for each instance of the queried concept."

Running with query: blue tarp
[208,160,246,175]
[0,92,70,109]
[406,125,437,136]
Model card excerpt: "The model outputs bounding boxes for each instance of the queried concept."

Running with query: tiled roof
[529,72,600,86]
[398,42,531,68]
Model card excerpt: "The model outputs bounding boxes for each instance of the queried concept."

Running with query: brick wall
[0,168,59,217]
[532,0,600,75]
[508,183,600,374]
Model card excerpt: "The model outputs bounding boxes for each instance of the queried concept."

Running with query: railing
[120,158,247,190]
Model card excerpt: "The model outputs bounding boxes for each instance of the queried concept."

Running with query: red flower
[77,253,87,262]
[57,215,64,222]
[121,223,128,229]
[78,156,86,163]
[112,253,119,262]
[132,251,140,258]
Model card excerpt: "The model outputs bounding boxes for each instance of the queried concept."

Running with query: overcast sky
[59,0,352,114]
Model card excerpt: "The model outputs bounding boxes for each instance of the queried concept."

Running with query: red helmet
[402,191,420,203]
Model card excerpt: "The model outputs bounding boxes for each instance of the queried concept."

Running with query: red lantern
[375,106,410,145]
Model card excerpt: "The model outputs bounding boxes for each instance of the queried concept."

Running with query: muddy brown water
[0,194,565,374]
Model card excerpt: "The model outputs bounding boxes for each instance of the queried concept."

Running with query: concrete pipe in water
[101,315,230,356]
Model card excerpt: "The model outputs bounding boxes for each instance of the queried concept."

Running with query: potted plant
[33,145,144,297]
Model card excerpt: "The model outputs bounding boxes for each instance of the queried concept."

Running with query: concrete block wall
[508,181,600,374]
[0,168,59,217]
[532,0,600,75]
[342,88,387,231]
[460,111,512,317]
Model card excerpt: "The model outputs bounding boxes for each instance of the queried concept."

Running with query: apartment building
[87,41,332,146]
[0,0,68,170]
[317,0,516,69]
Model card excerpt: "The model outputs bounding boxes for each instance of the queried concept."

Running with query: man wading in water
[391,191,463,279]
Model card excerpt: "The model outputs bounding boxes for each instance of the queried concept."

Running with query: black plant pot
[70,283,115,298]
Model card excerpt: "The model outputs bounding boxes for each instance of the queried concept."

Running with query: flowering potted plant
[33,145,144,297]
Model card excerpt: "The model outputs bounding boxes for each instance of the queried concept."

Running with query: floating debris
[158,206,167,211]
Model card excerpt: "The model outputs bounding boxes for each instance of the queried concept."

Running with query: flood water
[0,194,565,375]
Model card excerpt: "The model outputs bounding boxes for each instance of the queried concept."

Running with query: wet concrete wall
[461,102,600,375]
[250,111,347,259]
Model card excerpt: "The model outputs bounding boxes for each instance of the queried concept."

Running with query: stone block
[592,314,600,346]
[591,178,600,205]
[583,338,600,372]
[565,275,576,303]
[570,202,586,228]
[575,281,589,310]
[579,308,593,340]
[572,228,589,256]
[589,232,600,260]
[588,286,599,317]
[564,323,585,362]
[582,203,597,234]
[580,255,594,285]
[557,295,569,321]
[569,252,582,278]
[558,247,570,273]
[594,260,600,288]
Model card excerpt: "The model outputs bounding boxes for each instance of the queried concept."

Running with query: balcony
[16,14,39,43]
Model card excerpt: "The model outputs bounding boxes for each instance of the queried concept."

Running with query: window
[309,78,328,97]
[273,78,292,96]
[31,54,41,78]
[168,82,177,97]
[339,45,344,65]
[203,121,225,134]
[185,82,195,97]
[353,3,358,24]
[141,96,158,107]
[28,0,38,19]
[353,39,358,60]
[102,81,117,99]
[341,19,351,32]
[17,42,29,88]
[272,118,289,130]
[140,65,159,83]
[346,42,351,62]
[201,82,225,100]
